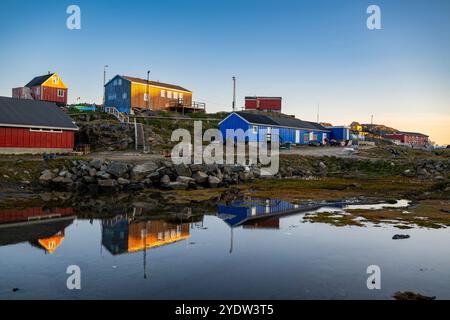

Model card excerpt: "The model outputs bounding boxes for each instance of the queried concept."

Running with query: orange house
[12,73,68,106]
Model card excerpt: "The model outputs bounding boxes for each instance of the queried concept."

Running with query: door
[295,130,300,144]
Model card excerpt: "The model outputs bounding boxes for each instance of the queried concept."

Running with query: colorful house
[0,96,78,154]
[218,111,330,144]
[325,126,350,142]
[104,75,204,114]
[12,73,68,106]
[245,96,282,112]
[384,131,429,147]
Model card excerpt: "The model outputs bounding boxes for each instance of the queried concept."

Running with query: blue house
[218,111,330,144]
[325,126,350,142]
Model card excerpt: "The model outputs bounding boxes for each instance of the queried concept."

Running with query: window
[57,89,65,97]
[161,90,165,97]
[304,133,309,143]
[113,79,117,86]
[122,93,127,100]
[144,93,149,101]
[179,93,183,99]
[118,79,122,86]
[30,128,62,133]
[173,92,178,99]
[52,77,59,85]
[252,126,258,134]
[167,91,172,99]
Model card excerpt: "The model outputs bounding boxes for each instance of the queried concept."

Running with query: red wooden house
[0,96,78,154]
[384,131,429,147]
[245,96,282,112]
[12,72,68,106]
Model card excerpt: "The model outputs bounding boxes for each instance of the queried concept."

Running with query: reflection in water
[0,207,75,254]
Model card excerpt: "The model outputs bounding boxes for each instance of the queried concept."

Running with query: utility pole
[371,114,374,125]
[232,76,236,112]
[317,104,320,123]
[146,70,150,110]
[103,65,108,107]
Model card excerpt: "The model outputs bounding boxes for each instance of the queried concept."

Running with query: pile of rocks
[38,159,261,193]
[402,159,450,180]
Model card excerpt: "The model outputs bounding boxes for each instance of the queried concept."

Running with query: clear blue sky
[1,0,449,143]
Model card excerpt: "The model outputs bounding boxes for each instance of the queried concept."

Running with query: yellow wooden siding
[41,73,68,89]
[130,82,192,111]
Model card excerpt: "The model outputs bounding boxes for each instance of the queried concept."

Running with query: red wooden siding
[0,207,74,224]
[0,127,74,149]
[41,86,68,105]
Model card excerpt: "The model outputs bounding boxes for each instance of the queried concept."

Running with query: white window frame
[122,92,127,100]
[167,91,172,99]
[161,90,165,97]
[252,126,258,134]
[173,92,178,99]
[30,128,63,133]
[57,89,65,97]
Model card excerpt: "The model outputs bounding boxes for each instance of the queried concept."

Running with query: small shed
[219,111,330,144]
[0,96,78,154]
[326,126,350,142]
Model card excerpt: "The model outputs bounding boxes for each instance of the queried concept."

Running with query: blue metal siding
[219,112,330,144]
[104,75,132,113]
[329,127,349,141]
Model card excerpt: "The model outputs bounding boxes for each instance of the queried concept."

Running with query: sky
[0,0,449,144]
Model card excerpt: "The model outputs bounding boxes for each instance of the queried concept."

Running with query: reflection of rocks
[393,291,436,300]
[392,234,410,240]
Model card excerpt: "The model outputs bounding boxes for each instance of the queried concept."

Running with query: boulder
[106,162,129,178]
[117,178,131,185]
[208,175,221,188]
[98,179,117,187]
[392,234,410,240]
[88,168,97,177]
[131,161,159,181]
[39,171,54,182]
[89,159,103,170]
[96,171,111,179]
[192,171,208,184]
[160,174,171,185]
[176,176,195,184]
[166,181,188,190]
[174,163,192,177]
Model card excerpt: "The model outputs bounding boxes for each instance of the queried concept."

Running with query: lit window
[167,91,172,99]
[122,93,127,99]
[52,77,58,84]
[252,126,258,134]
[173,92,178,99]
[144,93,149,101]
[57,89,64,97]
[161,90,165,97]
[179,93,183,99]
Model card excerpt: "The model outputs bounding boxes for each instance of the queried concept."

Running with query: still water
[1,199,449,300]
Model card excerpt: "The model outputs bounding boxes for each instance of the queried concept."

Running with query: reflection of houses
[0,207,75,254]
[218,199,299,228]
[101,218,190,255]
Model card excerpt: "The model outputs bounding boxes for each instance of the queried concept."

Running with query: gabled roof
[398,131,429,137]
[121,76,192,92]
[0,97,78,131]
[233,111,329,131]
[25,73,54,88]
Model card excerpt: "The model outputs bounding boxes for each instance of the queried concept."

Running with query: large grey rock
[131,161,159,181]
[166,182,188,190]
[39,171,54,182]
[176,176,195,184]
[96,171,111,179]
[192,171,208,184]
[160,174,171,185]
[98,179,117,187]
[208,175,221,188]
[106,162,129,178]
[174,163,192,177]
[88,168,97,177]
[89,159,103,170]
[117,178,131,185]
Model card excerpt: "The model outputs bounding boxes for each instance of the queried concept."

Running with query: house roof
[0,96,78,131]
[234,111,329,131]
[25,73,54,88]
[121,76,192,93]
[398,131,429,137]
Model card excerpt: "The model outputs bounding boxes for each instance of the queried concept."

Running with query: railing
[104,106,130,123]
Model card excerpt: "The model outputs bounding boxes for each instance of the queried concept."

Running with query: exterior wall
[385,133,428,146]
[245,97,282,112]
[0,207,74,225]
[328,127,350,142]
[130,82,192,111]
[0,127,74,152]
[219,113,330,144]
[41,86,68,105]
[104,76,132,113]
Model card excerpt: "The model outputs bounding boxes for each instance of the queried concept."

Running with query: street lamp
[146,70,150,110]
[103,65,109,107]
